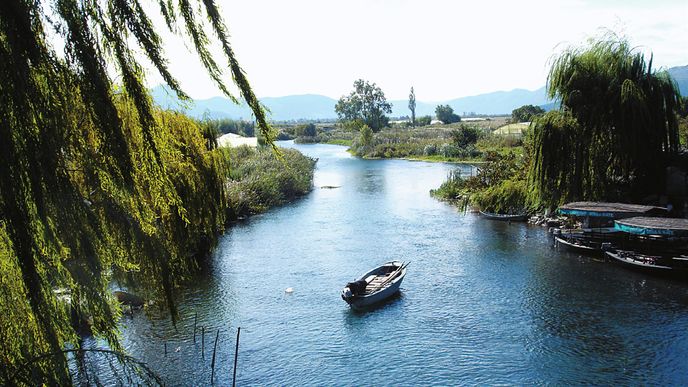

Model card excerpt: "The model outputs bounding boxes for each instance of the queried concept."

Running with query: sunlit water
[109,142,688,385]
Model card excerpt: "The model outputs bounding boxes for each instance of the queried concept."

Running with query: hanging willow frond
[0,0,268,383]
[531,34,681,208]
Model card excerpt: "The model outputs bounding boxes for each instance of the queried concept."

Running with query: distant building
[430,119,444,125]
[217,132,258,148]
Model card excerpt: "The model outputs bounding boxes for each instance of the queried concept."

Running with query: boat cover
[614,217,688,236]
[559,202,667,219]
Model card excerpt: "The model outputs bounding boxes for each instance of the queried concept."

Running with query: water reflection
[111,142,688,386]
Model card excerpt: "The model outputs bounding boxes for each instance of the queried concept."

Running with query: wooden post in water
[210,329,220,384]
[164,342,167,356]
[201,326,205,359]
[232,327,241,387]
[193,312,198,343]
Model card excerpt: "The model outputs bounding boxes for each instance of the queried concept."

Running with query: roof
[558,202,668,219]
[615,217,688,236]
[217,133,257,148]
[493,122,530,136]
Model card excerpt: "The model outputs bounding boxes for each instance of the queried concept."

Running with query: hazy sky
[145,0,687,101]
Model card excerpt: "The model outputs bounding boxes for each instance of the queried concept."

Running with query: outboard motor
[341,280,367,300]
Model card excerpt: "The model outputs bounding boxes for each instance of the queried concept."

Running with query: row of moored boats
[551,202,688,278]
[340,202,687,311]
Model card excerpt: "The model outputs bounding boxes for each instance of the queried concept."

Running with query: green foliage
[430,170,469,201]
[531,35,681,208]
[409,87,416,127]
[416,115,432,126]
[435,105,461,124]
[432,151,531,214]
[451,125,482,148]
[360,125,374,147]
[295,123,317,137]
[511,104,545,122]
[473,179,531,214]
[0,0,272,382]
[222,147,316,218]
[203,118,255,136]
[335,79,392,132]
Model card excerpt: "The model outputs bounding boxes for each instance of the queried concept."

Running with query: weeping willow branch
[531,34,681,208]
[0,0,269,383]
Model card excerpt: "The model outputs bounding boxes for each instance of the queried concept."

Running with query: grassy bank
[221,146,316,219]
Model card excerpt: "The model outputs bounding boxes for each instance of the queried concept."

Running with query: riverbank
[221,146,317,220]
[284,117,520,164]
[111,142,688,386]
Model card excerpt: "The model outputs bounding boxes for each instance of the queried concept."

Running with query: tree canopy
[435,105,461,124]
[512,104,545,122]
[530,36,681,207]
[408,87,416,127]
[335,79,392,132]
[0,0,270,383]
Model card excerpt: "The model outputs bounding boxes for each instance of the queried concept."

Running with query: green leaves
[0,0,271,382]
[336,79,393,132]
[532,35,681,208]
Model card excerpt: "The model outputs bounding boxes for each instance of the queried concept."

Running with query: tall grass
[221,146,316,219]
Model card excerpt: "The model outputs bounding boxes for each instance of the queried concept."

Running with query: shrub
[423,144,437,156]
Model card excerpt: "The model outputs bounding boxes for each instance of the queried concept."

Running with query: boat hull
[342,261,407,309]
[554,235,601,254]
[479,211,528,221]
[347,276,405,309]
[604,250,686,279]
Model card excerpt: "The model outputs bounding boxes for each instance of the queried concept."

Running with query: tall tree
[335,79,392,132]
[531,36,681,207]
[0,0,269,383]
[512,104,545,122]
[408,87,416,127]
[435,104,461,124]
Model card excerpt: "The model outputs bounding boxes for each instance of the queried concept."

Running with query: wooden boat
[341,261,408,309]
[605,250,673,273]
[479,211,528,222]
[553,228,623,255]
[554,235,600,254]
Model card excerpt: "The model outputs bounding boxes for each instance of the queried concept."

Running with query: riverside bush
[222,146,316,219]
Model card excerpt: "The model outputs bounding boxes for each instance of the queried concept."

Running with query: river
[112,142,688,385]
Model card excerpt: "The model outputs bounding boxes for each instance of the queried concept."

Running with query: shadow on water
[344,291,405,317]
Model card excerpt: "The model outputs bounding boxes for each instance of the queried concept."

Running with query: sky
[145,0,688,101]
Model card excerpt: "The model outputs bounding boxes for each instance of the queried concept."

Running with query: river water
[114,142,688,385]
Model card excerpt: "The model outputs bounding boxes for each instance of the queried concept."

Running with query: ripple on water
[111,142,688,385]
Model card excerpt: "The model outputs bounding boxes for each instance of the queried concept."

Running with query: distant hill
[150,65,686,121]
[151,85,338,120]
[667,65,688,96]
[151,85,549,120]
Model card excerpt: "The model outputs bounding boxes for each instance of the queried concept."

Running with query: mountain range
[151,65,687,121]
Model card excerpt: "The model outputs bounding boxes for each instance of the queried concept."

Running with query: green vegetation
[223,146,316,219]
[335,79,392,132]
[203,118,256,137]
[532,36,681,208]
[431,151,532,214]
[434,35,684,214]
[416,115,432,126]
[409,87,417,127]
[0,0,286,383]
[435,105,461,124]
[511,104,545,122]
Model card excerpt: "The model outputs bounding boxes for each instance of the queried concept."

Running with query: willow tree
[0,0,270,383]
[531,36,681,208]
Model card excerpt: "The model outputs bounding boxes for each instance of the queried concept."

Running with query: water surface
[117,142,688,385]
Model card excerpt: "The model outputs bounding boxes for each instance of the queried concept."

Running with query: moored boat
[341,261,408,309]
[479,211,528,222]
[554,235,601,254]
[605,250,673,273]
